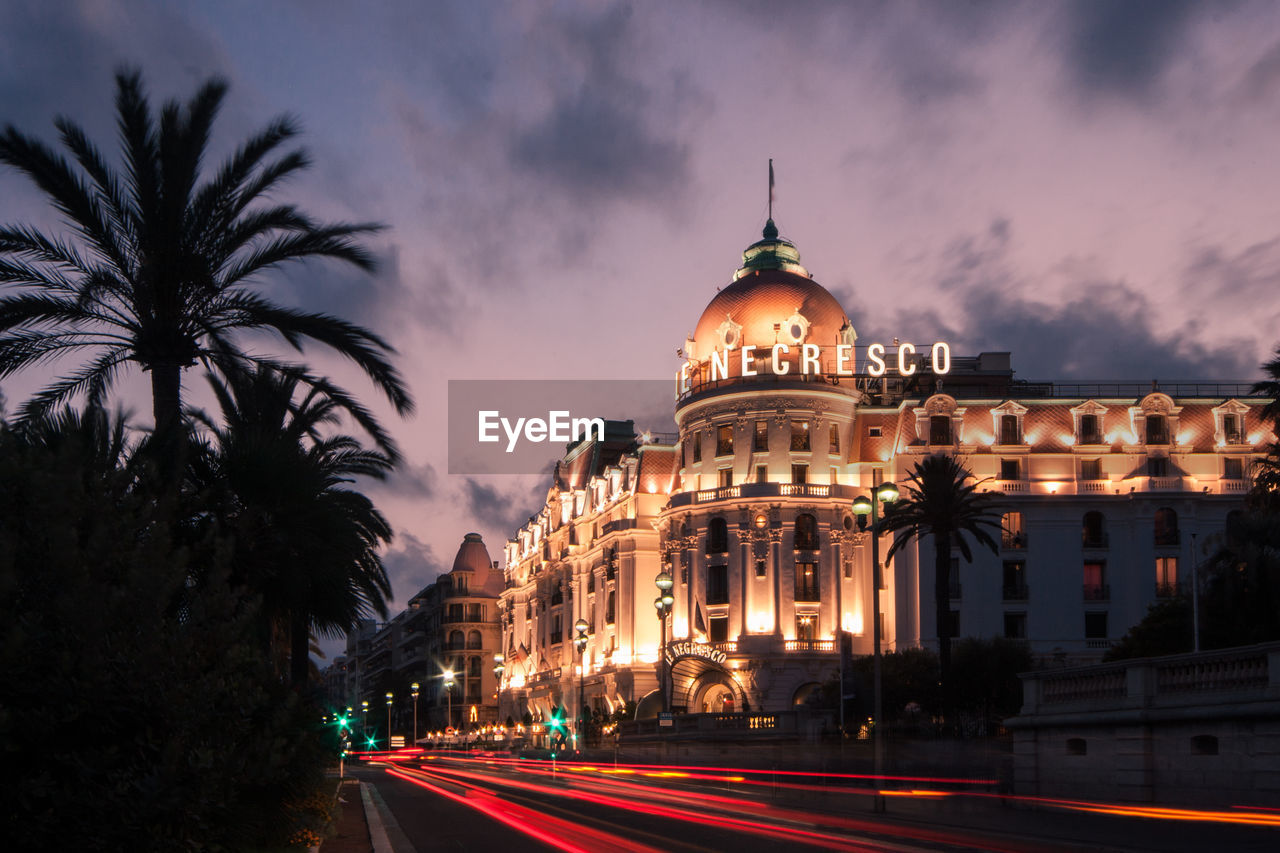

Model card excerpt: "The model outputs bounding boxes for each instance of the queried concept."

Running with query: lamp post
[492,656,505,741]
[442,668,456,744]
[385,691,393,749]
[574,618,589,749]
[654,569,675,714]
[411,682,420,745]
[361,699,368,741]
[852,480,900,813]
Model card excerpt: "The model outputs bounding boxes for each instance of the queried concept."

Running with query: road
[350,751,1280,853]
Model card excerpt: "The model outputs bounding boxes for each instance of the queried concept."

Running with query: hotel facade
[494,221,1269,725]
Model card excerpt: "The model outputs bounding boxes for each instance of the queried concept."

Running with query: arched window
[1154,508,1179,547]
[794,514,819,551]
[707,517,729,554]
[1082,511,1106,548]
[467,629,482,649]
[448,630,464,650]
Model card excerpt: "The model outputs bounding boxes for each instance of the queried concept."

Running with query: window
[447,603,464,622]
[469,656,481,677]
[1146,414,1169,445]
[1001,512,1025,548]
[709,615,729,642]
[791,420,811,451]
[929,415,952,445]
[1222,414,1243,444]
[791,463,808,484]
[1000,458,1020,481]
[692,433,701,463]
[448,630,464,650]
[467,629,482,649]
[550,586,564,606]
[795,614,817,641]
[1082,511,1106,548]
[587,573,595,594]
[754,420,769,451]
[550,613,562,640]
[707,517,729,554]
[1000,414,1020,445]
[795,561,820,601]
[605,591,615,624]
[1080,413,1102,445]
[718,467,733,488]
[1003,613,1027,640]
[1147,457,1169,477]
[755,558,767,578]
[1191,735,1219,756]
[1083,561,1107,600]
[465,603,483,621]
[707,564,729,604]
[716,425,733,456]
[756,464,768,483]
[1066,738,1088,756]
[684,436,693,466]
[1156,556,1178,597]
[1154,508,1179,547]
[794,514,819,550]
[1224,457,1244,480]
[1084,612,1108,640]
[1081,458,1102,481]
[454,575,468,595]
[829,423,840,454]
[868,425,883,437]
[1002,561,1028,599]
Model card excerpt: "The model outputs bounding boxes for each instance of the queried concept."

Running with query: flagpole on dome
[768,158,774,222]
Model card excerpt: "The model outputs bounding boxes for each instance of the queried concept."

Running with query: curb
[360,781,416,853]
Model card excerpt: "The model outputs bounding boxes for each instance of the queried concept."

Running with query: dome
[451,532,492,574]
[687,221,854,367]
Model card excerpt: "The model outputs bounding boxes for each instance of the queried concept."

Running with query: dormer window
[930,416,952,446]
[1071,401,1108,446]
[1146,414,1169,445]
[1080,414,1102,445]
[1213,400,1250,447]
[991,401,1027,446]
[1000,415,1020,445]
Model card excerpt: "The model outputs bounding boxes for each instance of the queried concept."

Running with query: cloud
[461,476,545,539]
[380,530,447,605]
[1057,0,1203,102]
[508,4,691,204]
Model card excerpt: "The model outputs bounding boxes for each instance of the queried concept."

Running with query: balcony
[1082,532,1109,549]
[784,639,834,653]
[1155,581,1183,598]
[1083,584,1111,601]
[1002,584,1030,601]
[1001,533,1027,550]
[1154,531,1181,547]
[667,481,859,508]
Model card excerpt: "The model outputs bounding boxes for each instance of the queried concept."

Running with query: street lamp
[852,479,899,813]
[574,618,589,748]
[492,656,505,739]
[385,691,394,749]
[655,569,674,714]
[442,668,456,743]
[411,682,420,745]
[361,699,369,740]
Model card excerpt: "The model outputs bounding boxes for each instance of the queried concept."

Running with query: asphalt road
[352,752,1280,853]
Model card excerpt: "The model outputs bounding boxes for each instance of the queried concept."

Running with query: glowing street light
[852,479,900,813]
[411,682,420,746]
[442,668,456,742]
[574,617,589,748]
[655,569,674,715]
[385,691,393,749]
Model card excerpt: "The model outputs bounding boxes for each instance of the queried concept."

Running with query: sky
[4,0,1280,660]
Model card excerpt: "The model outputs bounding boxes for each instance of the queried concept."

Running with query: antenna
[768,158,775,221]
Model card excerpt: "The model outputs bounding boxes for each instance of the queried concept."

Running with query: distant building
[494,218,1269,724]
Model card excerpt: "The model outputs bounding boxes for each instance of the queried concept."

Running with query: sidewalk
[320,778,372,853]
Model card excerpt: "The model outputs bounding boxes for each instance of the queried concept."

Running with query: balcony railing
[1154,531,1181,547]
[784,639,834,652]
[1155,581,1183,598]
[1083,583,1111,601]
[1002,533,1027,550]
[1002,584,1030,601]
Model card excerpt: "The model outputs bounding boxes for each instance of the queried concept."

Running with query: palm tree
[1254,344,1280,426]
[0,68,411,462]
[190,365,393,686]
[882,453,1002,721]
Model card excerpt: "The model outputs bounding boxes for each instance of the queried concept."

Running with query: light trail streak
[383,764,667,853]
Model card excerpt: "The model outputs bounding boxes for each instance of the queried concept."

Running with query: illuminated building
[495,219,1270,721]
